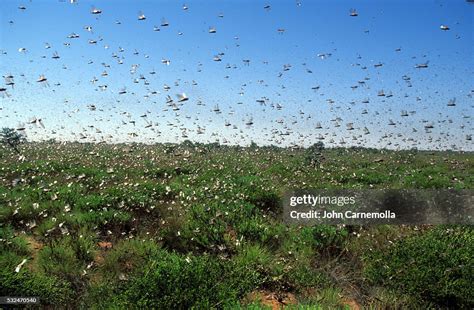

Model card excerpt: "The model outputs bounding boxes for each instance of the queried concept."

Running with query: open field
[1,0,473,308]
[0,142,473,308]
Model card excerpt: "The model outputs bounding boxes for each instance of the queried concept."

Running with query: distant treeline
[12,139,471,154]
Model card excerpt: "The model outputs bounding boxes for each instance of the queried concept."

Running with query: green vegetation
[0,142,472,308]
[364,225,474,308]
[305,141,325,167]
[0,127,26,154]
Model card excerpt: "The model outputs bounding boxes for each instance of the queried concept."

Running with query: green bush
[101,238,162,280]
[233,175,280,211]
[281,225,348,254]
[37,240,84,280]
[0,226,30,255]
[0,262,73,305]
[364,226,474,308]
[305,142,325,167]
[0,231,73,306]
[166,202,272,252]
[236,217,284,248]
[311,225,348,249]
[92,250,262,308]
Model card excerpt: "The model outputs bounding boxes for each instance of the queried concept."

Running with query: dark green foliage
[305,142,325,167]
[38,241,84,280]
[310,225,349,249]
[0,266,73,306]
[236,175,281,211]
[89,250,262,308]
[100,239,162,280]
[364,226,474,308]
[0,227,73,305]
[1,127,26,154]
[0,226,30,255]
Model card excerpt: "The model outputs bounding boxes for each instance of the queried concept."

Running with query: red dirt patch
[24,235,43,252]
[343,298,361,310]
[97,241,113,249]
[245,290,297,309]
[23,235,43,272]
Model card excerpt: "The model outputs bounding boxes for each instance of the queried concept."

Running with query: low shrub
[364,226,474,308]
[90,250,262,308]
[0,261,73,306]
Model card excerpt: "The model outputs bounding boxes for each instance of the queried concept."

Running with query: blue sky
[0,0,473,150]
